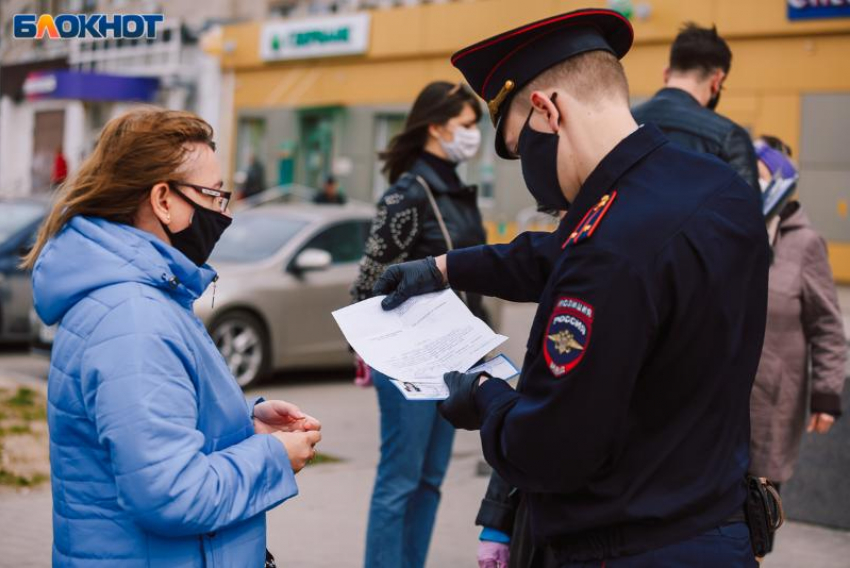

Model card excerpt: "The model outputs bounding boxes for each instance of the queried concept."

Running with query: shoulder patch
[543,297,593,377]
[563,191,617,249]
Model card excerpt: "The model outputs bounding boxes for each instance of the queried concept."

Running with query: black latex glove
[438,371,491,430]
[372,256,446,310]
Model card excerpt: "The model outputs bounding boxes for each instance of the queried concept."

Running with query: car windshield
[0,202,45,245]
[210,212,308,264]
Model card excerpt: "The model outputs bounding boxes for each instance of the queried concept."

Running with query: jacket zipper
[211,275,218,309]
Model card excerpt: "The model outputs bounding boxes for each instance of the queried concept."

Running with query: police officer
[373,8,768,568]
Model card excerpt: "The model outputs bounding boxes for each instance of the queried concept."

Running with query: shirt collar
[559,124,668,238]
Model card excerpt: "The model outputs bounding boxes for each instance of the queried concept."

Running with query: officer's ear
[529,90,562,134]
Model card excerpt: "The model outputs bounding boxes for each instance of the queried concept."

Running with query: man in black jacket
[632,23,760,192]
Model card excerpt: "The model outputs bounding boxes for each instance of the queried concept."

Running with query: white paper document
[468,354,520,382]
[385,354,520,401]
[332,289,510,400]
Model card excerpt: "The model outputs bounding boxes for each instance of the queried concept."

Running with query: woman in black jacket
[352,81,487,568]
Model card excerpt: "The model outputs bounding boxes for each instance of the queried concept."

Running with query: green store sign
[261,14,370,61]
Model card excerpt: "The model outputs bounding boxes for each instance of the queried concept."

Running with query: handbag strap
[414,174,467,304]
[415,175,455,251]
[760,477,786,531]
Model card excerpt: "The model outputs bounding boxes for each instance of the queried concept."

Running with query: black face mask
[163,188,232,266]
[516,93,571,211]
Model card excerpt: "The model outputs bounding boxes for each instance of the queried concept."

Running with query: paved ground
[0,300,849,566]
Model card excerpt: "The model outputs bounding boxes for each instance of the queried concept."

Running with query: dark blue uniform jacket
[446,125,770,561]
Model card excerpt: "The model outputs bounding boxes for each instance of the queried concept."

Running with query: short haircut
[670,22,732,77]
[517,50,630,111]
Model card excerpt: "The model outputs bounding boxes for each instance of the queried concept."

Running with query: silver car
[1,198,47,343]
[196,202,375,387]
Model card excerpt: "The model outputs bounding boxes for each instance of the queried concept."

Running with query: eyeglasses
[172,182,232,213]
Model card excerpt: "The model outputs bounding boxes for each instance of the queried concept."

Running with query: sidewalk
[1,289,850,566]
[0,373,848,567]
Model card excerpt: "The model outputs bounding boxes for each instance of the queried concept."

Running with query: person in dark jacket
[351,81,488,568]
[313,175,347,204]
[241,153,266,199]
[632,22,760,192]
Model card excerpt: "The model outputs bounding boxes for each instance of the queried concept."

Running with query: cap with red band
[451,8,634,157]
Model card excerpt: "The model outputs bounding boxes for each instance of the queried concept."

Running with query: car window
[301,220,370,265]
[0,202,45,245]
[210,213,308,264]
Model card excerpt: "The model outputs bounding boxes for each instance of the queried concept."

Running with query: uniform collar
[560,124,667,238]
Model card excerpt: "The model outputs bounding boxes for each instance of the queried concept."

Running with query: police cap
[451,9,633,158]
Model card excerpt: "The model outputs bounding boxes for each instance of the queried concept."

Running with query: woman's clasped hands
[254,400,322,473]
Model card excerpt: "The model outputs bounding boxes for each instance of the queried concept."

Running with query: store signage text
[260,14,370,61]
[788,0,850,20]
[13,13,164,39]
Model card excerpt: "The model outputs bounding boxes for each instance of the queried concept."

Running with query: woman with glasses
[24,108,321,567]
[351,81,488,568]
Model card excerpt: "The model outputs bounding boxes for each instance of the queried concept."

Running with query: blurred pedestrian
[632,23,760,191]
[749,135,846,554]
[23,108,321,568]
[51,145,68,189]
[242,152,266,199]
[314,175,347,204]
[350,80,487,568]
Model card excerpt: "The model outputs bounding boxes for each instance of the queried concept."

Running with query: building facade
[215,0,850,275]
[0,0,271,196]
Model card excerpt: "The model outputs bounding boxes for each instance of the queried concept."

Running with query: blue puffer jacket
[33,216,297,567]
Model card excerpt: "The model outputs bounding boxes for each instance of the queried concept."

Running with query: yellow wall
[217,0,850,276]
[220,0,850,152]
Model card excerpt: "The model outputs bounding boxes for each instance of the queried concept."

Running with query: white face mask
[438,125,481,163]
[759,178,771,193]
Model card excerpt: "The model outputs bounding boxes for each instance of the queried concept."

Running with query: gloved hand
[478,540,510,568]
[372,256,446,310]
[438,371,490,430]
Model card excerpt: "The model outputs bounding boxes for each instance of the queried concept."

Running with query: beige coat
[749,202,846,482]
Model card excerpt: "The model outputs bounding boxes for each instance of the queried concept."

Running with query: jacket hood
[778,201,807,232]
[32,216,217,325]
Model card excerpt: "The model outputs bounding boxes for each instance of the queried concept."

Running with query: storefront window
[299,108,339,190]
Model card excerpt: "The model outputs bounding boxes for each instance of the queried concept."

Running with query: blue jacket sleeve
[473,250,658,493]
[446,230,563,303]
[80,300,298,537]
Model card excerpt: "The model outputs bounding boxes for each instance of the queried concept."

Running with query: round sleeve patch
[543,297,593,377]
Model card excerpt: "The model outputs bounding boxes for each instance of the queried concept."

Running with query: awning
[0,58,68,101]
[23,70,159,103]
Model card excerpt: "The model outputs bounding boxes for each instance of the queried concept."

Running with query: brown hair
[380,81,482,184]
[517,50,630,111]
[22,107,215,269]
